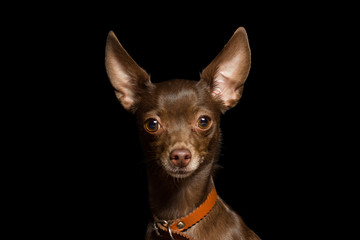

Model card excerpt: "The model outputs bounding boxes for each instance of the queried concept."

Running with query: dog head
[105,27,251,178]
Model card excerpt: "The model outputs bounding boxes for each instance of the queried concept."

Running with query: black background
[13,3,348,240]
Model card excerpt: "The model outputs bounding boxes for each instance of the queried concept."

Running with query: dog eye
[197,116,212,130]
[144,118,160,133]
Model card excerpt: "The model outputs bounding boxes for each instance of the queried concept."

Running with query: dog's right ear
[200,27,251,113]
[105,31,151,112]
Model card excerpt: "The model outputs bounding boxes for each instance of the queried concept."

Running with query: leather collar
[153,188,217,239]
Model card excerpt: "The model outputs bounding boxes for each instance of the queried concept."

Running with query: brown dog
[105,27,260,240]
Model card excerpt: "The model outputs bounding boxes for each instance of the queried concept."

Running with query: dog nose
[170,149,192,168]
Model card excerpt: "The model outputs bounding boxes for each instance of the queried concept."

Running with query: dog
[105,27,260,240]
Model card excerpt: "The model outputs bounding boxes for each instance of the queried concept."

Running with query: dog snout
[170,148,192,168]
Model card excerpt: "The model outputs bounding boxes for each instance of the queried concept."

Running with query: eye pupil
[200,117,208,127]
[148,120,157,129]
[198,116,211,129]
[145,119,159,132]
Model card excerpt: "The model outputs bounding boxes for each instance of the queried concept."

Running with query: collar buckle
[153,219,175,240]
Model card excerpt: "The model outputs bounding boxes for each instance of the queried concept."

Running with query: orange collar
[153,188,217,239]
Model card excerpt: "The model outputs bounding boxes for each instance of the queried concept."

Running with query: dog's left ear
[200,27,251,113]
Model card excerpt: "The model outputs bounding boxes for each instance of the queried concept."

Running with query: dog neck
[147,162,215,220]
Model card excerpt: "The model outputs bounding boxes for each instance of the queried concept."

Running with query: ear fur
[200,27,251,113]
[105,31,151,112]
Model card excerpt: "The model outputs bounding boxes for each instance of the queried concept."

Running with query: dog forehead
[154,79,203,110]
[137,79,219,118]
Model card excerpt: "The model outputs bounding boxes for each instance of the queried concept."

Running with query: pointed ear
[200,27,251,113]
[105,31,151,112]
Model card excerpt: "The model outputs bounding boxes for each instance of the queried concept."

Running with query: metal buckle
[153,219,175,240]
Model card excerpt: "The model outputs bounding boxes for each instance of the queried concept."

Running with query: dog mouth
[160,156,198,179]
[161,156,202,179]
[166,167,194,178]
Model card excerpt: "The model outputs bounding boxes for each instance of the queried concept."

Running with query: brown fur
[105,27,260,240]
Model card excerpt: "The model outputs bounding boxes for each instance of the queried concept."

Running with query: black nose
[170,149,192,168]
